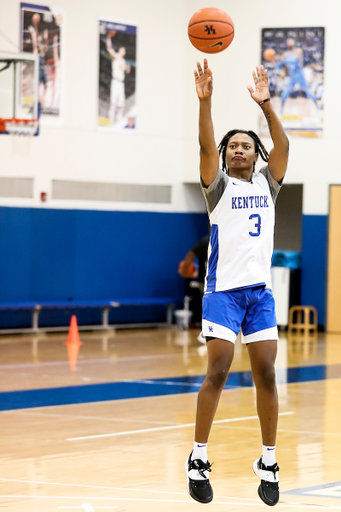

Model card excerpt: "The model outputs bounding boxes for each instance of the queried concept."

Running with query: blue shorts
[202,285,278,344]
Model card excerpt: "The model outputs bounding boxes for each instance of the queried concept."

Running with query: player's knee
[254,364,276,390]
[207,364,229,390]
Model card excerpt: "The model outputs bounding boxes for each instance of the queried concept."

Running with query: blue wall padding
[301,215,328,327]
[0,208,329,329]
[0,207,208,327]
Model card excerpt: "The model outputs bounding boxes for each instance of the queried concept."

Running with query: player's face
[287,38,295,49]
[225,133,258,175]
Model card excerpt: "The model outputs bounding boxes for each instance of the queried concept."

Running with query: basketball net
[0,118,39,157]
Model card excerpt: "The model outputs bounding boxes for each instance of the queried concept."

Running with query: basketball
[32,13,40,25]
[263,48,276,61]
[178,260,197,278]
[188,7,234,54]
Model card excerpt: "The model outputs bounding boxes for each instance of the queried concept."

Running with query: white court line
[6,410,174,426]
[124,378,203,388]
[58,507,117,510]
[67,411,295,441]
[0,495,340,508]
[214,424,341,437]
[0,354,182,370]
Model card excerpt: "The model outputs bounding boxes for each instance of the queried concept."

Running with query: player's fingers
[246,85,254,94]
[197,62,203,75]
[259,65,265,80]
[252,71,258,84]
[203,58,208,71]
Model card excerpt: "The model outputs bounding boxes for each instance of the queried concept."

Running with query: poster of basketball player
[20,2,63,124]
[98,20,137,131]
[260,27,324,138]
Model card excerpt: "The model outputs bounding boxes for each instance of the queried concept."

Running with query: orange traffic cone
[64,315,83,371]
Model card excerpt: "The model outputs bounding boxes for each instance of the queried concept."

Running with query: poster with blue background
[260,27,324,138]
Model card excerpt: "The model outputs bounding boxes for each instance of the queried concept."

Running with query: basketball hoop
[0,118,39,156]
[0,118,39,136]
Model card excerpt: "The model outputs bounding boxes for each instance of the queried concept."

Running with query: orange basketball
[178,260,197,278]
[32,13,40,25]
[263,48,276,61]
[188,7,234,54]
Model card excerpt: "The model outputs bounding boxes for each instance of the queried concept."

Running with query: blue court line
[0,364,333,411]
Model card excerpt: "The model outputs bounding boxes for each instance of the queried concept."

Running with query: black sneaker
[253,457,279,506]
[185,451,213,504]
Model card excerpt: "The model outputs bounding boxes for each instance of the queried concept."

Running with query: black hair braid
[218,129,269,174]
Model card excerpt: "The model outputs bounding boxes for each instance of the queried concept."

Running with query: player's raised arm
[247,65,289,182]
[195,59,219,187]
[106,33,117,60]
[43,29,48,48]
[28,25,38,53]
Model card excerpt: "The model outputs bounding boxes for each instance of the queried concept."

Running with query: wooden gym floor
[1,327,341,511]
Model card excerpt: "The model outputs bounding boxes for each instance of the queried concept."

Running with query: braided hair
[218,129,269,175]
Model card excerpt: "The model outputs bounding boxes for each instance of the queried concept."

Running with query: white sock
[262,445,276,466]
[192,441,207,462]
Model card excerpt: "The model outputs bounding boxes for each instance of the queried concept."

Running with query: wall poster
[98,20,137,131]
[21,2,64,124]
[261,27,324,138]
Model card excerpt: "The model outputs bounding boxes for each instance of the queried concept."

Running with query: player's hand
[194,59,213,100]
[246,65,270,104]
[28,25,35,35]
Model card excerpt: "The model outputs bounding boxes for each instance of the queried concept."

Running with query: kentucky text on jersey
[232,195,269,209]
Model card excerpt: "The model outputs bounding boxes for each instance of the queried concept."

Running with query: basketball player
[185,60,289,506]
[28,23,48,107]
[179,235,209,341]
[106,32,131,124]
[178,235,209,294]
[276,38,318,114]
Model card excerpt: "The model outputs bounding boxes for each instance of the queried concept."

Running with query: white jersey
[112,58,125,82]
[201,166,281,293]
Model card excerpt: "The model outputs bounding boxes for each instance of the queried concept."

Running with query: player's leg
[280,85,292,113]
[242,286,279,506]
[115,82,125,121]
[195,337,235,443]
[248,340,278,446]
[109,79,117,123]
[185,338,234,504]
[248,340,279,506]
[185,289,244,504]
[38,58,47,108]
[303,87,318,105]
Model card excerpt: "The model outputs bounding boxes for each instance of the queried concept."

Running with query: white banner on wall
[98,19,137,132]
[260,27,325,138]
[20,2,64,125]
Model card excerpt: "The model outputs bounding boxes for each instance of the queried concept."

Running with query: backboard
[0,51,39,134]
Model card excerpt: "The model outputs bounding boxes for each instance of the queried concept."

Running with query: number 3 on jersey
[249,214,261,237]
